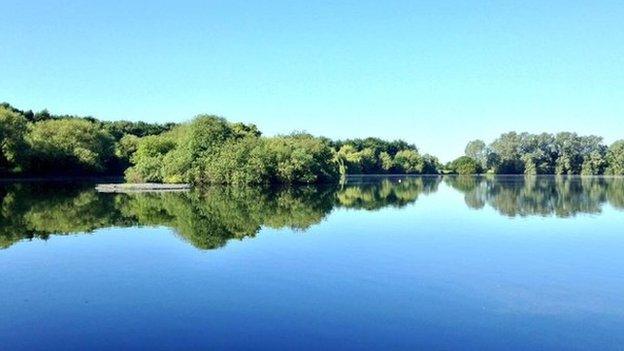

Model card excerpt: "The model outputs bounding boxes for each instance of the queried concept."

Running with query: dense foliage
[126,115,340,185]
[0,103,176,175]
[606,141,624,175]
[0,107,28,172]
[26,119,116,174]
[2,103,624,180]
[332,137,441,175]
[2,103,439,182]
[458,132,624,175]
[446,156,482,175]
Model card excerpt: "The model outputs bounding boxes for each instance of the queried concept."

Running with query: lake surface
[1,176,623,350]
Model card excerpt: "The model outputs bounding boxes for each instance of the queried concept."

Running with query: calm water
[1,176,624,350]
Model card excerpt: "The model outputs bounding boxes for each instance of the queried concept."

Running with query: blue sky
[1,1,623,161]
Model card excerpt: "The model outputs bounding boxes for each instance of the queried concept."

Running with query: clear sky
[1,1,623,161]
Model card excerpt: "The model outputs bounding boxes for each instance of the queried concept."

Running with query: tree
[489,132,525,174]
[336,145,363,174]
[581,149,607,175]
[606,140,624,175]
[115,133,140,157]
[393,150,424,174]
[331,137,426,175]
[266,133,339,184]
[126,117,341,185]
[465,140,486,169]
[379,152,394,172]
[358,148,378,173]
[483,131,608,175]
[201,137,274,185]
[519,133,556,175]
[152,116,242,183]
[125,134,177,182]
[184,115,234,158]
[422,154,441,174]
[552,133,606,175]
[0,107,28,172]
[102,120,176,140]
[26,119,115,174]
[231,122,261,138]
[449,156,482,174]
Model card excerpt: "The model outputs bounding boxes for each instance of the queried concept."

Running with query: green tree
[0,107,29,172]
[606,140,624,175]
[126,116,340,185]
[465,139,487,169]
[201,137,274,185]
[581,149,607,175]
[267,133,339,184]
[26,119,115,174]
[115,134,140,165]
[422,154,441,174]
[393,150,424,174]
[332,137,425,175]
[231,122,261,138]
[519,133,556,175]
[484,131,608,175]
[102,120,176,140]
[489,132,525,174]
[449,156,482,174]
[379,152,394,172]
[552,133,606,175]
[553,132,584,175]
[358,148,378,173]
[125,134,177,182]
[336,145,363,174]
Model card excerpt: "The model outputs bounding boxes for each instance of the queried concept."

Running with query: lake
[1,176,623,350]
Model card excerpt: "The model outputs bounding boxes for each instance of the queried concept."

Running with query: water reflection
[1,176,623,249]
[117,186,337,249]
[0,183,129,248]
[445,175,624,217]
[337,176,441,210]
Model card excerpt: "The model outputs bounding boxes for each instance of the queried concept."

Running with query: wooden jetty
[95,183,191,193]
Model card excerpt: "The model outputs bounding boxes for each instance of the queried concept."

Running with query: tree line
[456,132,624,175]
[0,102,176,175]
[2,103,624,183]
[1,103,441,183]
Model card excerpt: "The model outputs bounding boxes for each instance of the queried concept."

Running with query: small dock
[96,183,191,193]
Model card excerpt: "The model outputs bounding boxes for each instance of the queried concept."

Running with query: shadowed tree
[0,107,29,173]
[606,140,624,175]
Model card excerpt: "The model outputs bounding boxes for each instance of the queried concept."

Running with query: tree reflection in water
[445,175,624,217]
[1,175,623,249]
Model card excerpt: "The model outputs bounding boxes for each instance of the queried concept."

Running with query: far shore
[3,173,624,185]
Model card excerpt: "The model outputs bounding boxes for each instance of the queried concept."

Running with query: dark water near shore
[1,176,624,350]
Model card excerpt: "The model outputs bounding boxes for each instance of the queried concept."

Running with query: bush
[267,133,339,184]
[393,150,424,174]
[449,156,482,175]
[126,134,177,182]
[26,119,115,174]
[125,117,340,185]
